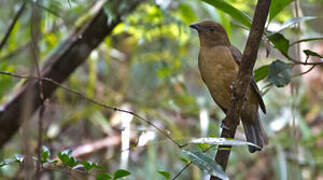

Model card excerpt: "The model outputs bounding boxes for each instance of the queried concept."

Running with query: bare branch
[30,2,44,178]
[0,2,26,52]
[172,162,192,180]
[211,0,272,178]
[293,64,316,77]
[283,53,323,65]
[72,135,121,158]
[290,37,323,47]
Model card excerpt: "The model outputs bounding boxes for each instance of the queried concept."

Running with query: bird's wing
[229,46,267,114]
[198,53,228,113]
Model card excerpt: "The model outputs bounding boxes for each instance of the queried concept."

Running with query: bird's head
[190,21,230,47]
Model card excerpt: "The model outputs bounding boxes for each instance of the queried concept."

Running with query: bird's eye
[209,27,216,32]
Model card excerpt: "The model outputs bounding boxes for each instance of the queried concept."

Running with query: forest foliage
[0,0,323,179]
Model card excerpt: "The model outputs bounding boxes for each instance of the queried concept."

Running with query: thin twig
[0,2,26,52]
[290,37,323,47]
[172,162,192,180]
[30,2,44,178]
[272,43,323,66]
[288,56,323,65]
[36,106,45,178]
[265,38,323,65]
[25,0,60,17]
[171,145,220,179]
[30,1,44,99]
[291,1,301,176]
[0,71,183,148]
[293,64,316,77]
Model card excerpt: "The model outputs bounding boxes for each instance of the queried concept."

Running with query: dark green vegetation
[0,0,322,179]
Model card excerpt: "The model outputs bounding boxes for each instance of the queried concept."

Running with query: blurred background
[0,0,322,179]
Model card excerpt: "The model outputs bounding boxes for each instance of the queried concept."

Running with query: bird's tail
[241,112,268,153]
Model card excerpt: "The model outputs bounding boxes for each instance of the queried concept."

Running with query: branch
[290,37,323,47]
[172,162,192,180]
[0,71,182,148]
[0,0,141,149]
[293,64,316,76]
[211,0,272,178]
[282,53,323,66]
[0,2,26,52]
[30,1,44,177]
[293,60,323,65]
[72,135,121,158]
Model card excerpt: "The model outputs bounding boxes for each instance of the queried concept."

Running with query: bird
[190,20,268,153]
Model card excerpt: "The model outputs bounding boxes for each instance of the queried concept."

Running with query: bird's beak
[190,24,199,30]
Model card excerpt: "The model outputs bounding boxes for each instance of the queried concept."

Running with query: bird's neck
[200,37,231,48]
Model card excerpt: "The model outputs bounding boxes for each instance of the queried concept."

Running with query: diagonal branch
[0,2,26,52]
[0,0,141,149]
[211,0,272,179]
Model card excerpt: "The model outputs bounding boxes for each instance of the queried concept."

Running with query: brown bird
[190,20,268,153]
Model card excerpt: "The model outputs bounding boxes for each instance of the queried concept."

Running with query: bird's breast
[198,46,239,109]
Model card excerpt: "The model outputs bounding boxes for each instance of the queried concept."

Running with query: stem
[210,0,272,178]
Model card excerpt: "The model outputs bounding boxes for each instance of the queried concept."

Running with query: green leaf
[179,156,190,164]
[297,114,312,140]
[61,149,73,156]
[157,170,171,179]
[14,154,24,163]
[197,143,212,151]
[182,150,228,180]
[57,149,78,167]
[178,3,196,24]
[48,159,58,166]
[82,161,94,171]
[67,0,71,8]
[113,169,131,180]
[303,49,323,58]
[72,164,84,170]
[219,11,232,37]
[0,160,6,167]
[268,60,292,87]
[97,173,112,180]
[269,0,294,22]
[189,137,260,148]
[268,33,290,56]
[82,161,104,171]
[103,4,117,25]
[41,146,50,163]
[254,65,270,82]
[274,16,317,33]
[0,160,7,167]
[0,158,16,167]
[0,63,15,97]
[202,0,252,28]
